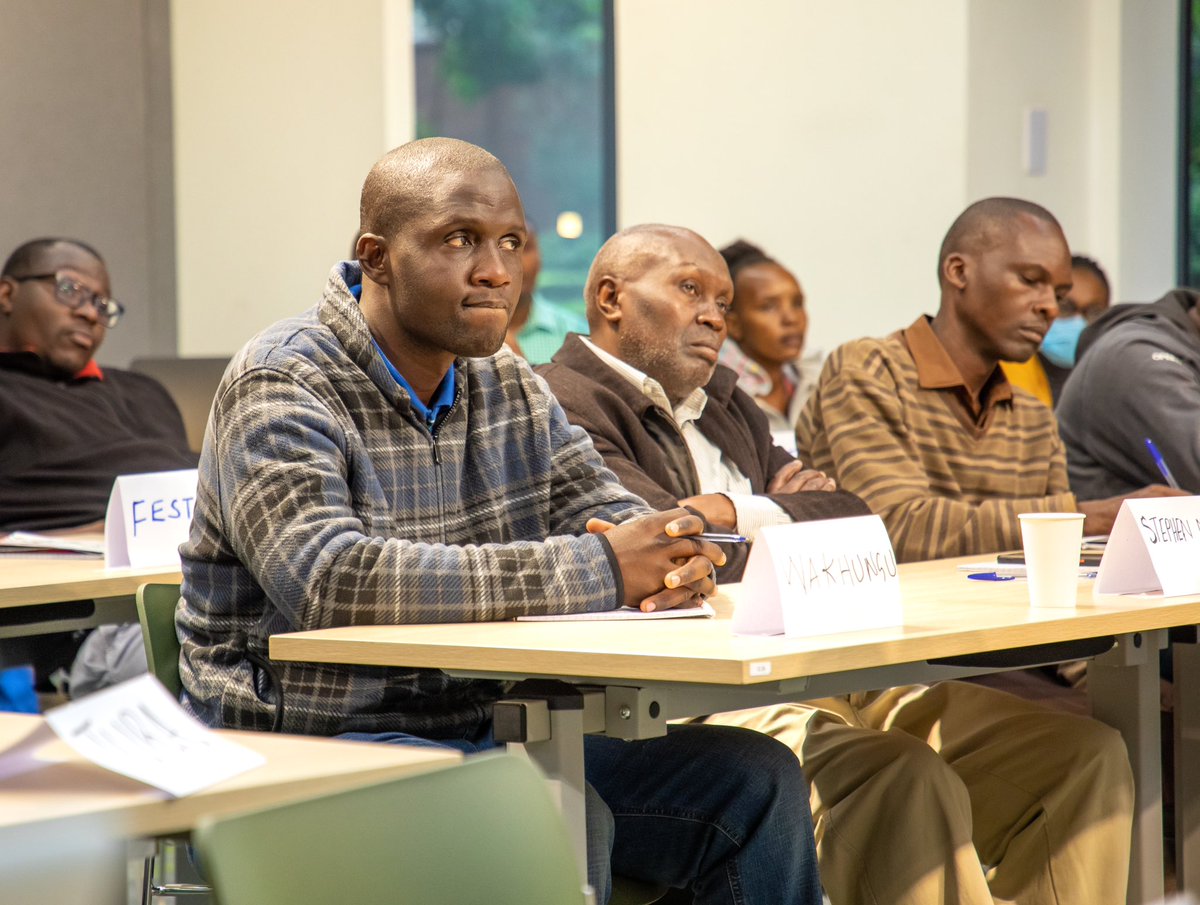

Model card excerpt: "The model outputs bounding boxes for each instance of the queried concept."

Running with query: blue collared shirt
[350,279,457,430]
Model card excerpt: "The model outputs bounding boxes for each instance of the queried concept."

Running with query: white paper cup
[1018,512,1086,608]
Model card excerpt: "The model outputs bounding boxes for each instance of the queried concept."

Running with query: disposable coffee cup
[1018,512,1086,608]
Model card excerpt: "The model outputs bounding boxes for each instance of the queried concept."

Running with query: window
[414,0,615,321]
[1181,0,1200,283]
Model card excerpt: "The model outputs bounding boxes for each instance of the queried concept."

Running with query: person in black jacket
[0,237,197,695]
[0,238,197,529]
[1058,287,1200,498]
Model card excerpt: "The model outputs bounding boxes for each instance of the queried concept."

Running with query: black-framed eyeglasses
[7,271,125,328]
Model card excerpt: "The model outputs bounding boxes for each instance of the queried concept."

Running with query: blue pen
[1144,438,1182,489]
[695,532,749,543]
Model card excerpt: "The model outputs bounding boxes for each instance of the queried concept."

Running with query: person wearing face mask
[715,240,818,453]
[1001,254,1111,406]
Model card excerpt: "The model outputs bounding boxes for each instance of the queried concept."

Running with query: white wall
[0,0,174,367]
[965,0,1179,304]
[164,1,1180,356]
[1116,0,1180,301]
[615,0,970,357]
[965,0,1092,245]
[615,0,1181,356]
[170,0,412,356]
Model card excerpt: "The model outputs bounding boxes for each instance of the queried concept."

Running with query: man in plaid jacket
[177,137,821,905]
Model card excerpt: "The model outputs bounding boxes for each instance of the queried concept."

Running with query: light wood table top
[0,713,459,839]
[0,555,182,610]
[0,526,181,609]
[271,556,1200,686]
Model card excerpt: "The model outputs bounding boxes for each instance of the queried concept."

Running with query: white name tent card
[1095,496,1200,598]
[732,515,903,637]
[43,674,265,798]
[104,468,198,568]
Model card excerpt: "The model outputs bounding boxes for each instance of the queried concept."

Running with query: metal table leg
[1089,629,1168,905]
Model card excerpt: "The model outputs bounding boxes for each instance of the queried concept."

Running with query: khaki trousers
[704,682,1133,905]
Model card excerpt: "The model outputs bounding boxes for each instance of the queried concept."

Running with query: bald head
[584,224,715,331]
[930,197,1072,388]
[360,137,512,242]
[584,223,731,404]
[354,137,527,377]
[938,197,1062,288]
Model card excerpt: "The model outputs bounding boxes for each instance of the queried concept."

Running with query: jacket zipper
[427,382,463,541]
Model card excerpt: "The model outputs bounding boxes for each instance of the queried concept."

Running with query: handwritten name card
[732,514,903,637]
[1095,496,1200,597]
[104,468,199,568]
[44,674,265,797]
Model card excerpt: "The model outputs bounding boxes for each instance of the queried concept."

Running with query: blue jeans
[341,723,820,905]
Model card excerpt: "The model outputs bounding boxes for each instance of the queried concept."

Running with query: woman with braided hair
[717,239,819,452]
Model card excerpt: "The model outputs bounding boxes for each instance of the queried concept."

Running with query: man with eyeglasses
[0,237,197,698]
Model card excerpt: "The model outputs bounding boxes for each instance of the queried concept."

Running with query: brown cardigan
[537,334,869,579]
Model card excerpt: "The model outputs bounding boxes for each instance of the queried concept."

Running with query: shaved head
[583,223,731,404]
[931,196,1072,390]
[938,197,1061,288]
[354,137,527,385]
[584,224,712,330]
[360,137,512,242]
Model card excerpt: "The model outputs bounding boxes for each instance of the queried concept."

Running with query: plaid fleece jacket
[178,262,647,738]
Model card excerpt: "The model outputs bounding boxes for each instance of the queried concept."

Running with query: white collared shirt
[581,338,789,539]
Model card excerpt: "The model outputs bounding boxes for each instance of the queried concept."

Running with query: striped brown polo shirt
[797,315,1075,562]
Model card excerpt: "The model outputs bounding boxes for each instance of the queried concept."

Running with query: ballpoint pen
[695,532,749,543]
[1144,437,1182,489]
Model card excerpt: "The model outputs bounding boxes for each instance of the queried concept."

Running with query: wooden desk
[0,713,460,838]
[271,556,1200,904]
[0,553,181,640]
[269,557,1200,685]
[0,713,460,904]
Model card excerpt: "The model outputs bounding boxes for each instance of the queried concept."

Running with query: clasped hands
[586,509,724,613]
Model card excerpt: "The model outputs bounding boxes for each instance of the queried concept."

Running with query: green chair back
[194,753,590,905]
[136,583,183,698]
[612,876,672,904]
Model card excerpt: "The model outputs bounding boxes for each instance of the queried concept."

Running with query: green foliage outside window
[414,0,611,314]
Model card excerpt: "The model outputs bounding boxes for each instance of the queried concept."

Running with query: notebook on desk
[517,601,716,622]
[991,534,1107,567]
[996,550,1104,567]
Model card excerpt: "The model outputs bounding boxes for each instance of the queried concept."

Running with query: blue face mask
[1041,315,1086,368]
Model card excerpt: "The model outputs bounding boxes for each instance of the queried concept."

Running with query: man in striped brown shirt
[755,199,1152,904]
[797,197,1181,563]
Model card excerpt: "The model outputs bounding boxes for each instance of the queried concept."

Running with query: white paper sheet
[0,531,104,555]
[517,601,716,621]
[43,674,265,798]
